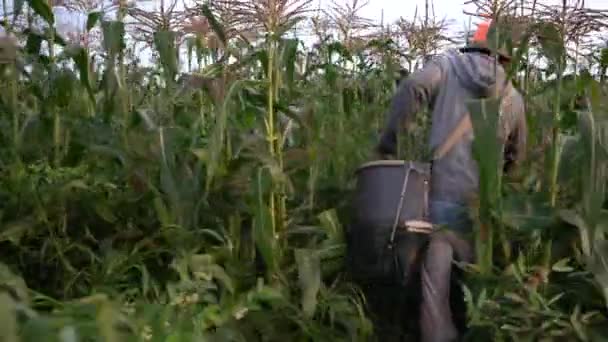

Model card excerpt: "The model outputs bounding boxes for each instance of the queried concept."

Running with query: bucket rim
[355,160,431,173]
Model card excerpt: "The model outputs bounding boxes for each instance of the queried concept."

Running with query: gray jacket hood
[448,50,502,97]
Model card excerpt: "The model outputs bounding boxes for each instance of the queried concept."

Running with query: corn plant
[0,0,608,340]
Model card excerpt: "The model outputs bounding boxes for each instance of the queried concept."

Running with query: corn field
[0,0,608,340]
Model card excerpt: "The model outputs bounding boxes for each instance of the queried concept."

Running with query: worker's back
[377,48,526,212]
[431,49,523,205]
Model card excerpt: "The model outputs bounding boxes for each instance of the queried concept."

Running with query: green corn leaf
[317,209,343,242]
[94,202,117,223]
[537,21,566,69]
[25,31,43,55]
[27,0,54,25]
[252,168,277,277]
[0,293,18,342]
[86,11,102,31]
[201,4,226,47]
[153,30,178,80]
[205,80,253,191]
[588,240,608,311]
[65,45,95,103]
[101,20,125,59]
[0,219,34,246]
[295,249,321,318]
[59,326,78,342]
[49,68,77,108]
[13,0,25,20]
[281,38,299,92]
[552,258,574,273]
[600,48,608,66]
[468,97,503,217]
[500,192,554,231]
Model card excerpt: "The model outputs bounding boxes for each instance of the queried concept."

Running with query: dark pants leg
[420,201,473,342]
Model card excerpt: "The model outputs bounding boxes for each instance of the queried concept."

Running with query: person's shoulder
[415,50,458,76]
[418,50,460,67]
[432,49,460,64]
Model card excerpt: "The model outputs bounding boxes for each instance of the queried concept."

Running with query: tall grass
[0,0,607,340]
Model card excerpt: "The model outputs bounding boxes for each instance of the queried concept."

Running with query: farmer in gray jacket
[376,19,527,342]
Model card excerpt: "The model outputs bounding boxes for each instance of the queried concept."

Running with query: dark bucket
[352,160,431,228]
[346,160,433,285]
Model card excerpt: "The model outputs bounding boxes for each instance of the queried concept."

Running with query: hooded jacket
[377,49,527,205]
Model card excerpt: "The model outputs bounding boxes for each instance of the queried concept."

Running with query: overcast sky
[3,0,606,65]
[324,0,477,29]
[47,0,607,36]
[0,0,603,36]
[330,0,607,32]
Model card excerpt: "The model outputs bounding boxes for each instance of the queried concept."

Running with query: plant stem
[118,0,130,149]
[550,3,567,207]
[47,0,60,166]
[4,3,19,154]
[267,36,278,240]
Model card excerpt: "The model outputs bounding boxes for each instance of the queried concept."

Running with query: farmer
[375,19,527,342]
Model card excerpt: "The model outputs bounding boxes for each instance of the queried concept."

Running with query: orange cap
[472,20,492,43]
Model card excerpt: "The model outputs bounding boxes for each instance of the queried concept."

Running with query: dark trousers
[420,200,474,342]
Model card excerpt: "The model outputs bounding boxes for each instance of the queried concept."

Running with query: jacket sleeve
[376,59,445,156]
[501,88,527,172]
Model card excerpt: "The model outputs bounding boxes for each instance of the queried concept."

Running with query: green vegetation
[0,0,607,340]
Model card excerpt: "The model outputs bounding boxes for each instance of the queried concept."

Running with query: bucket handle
[388,161,412,248]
